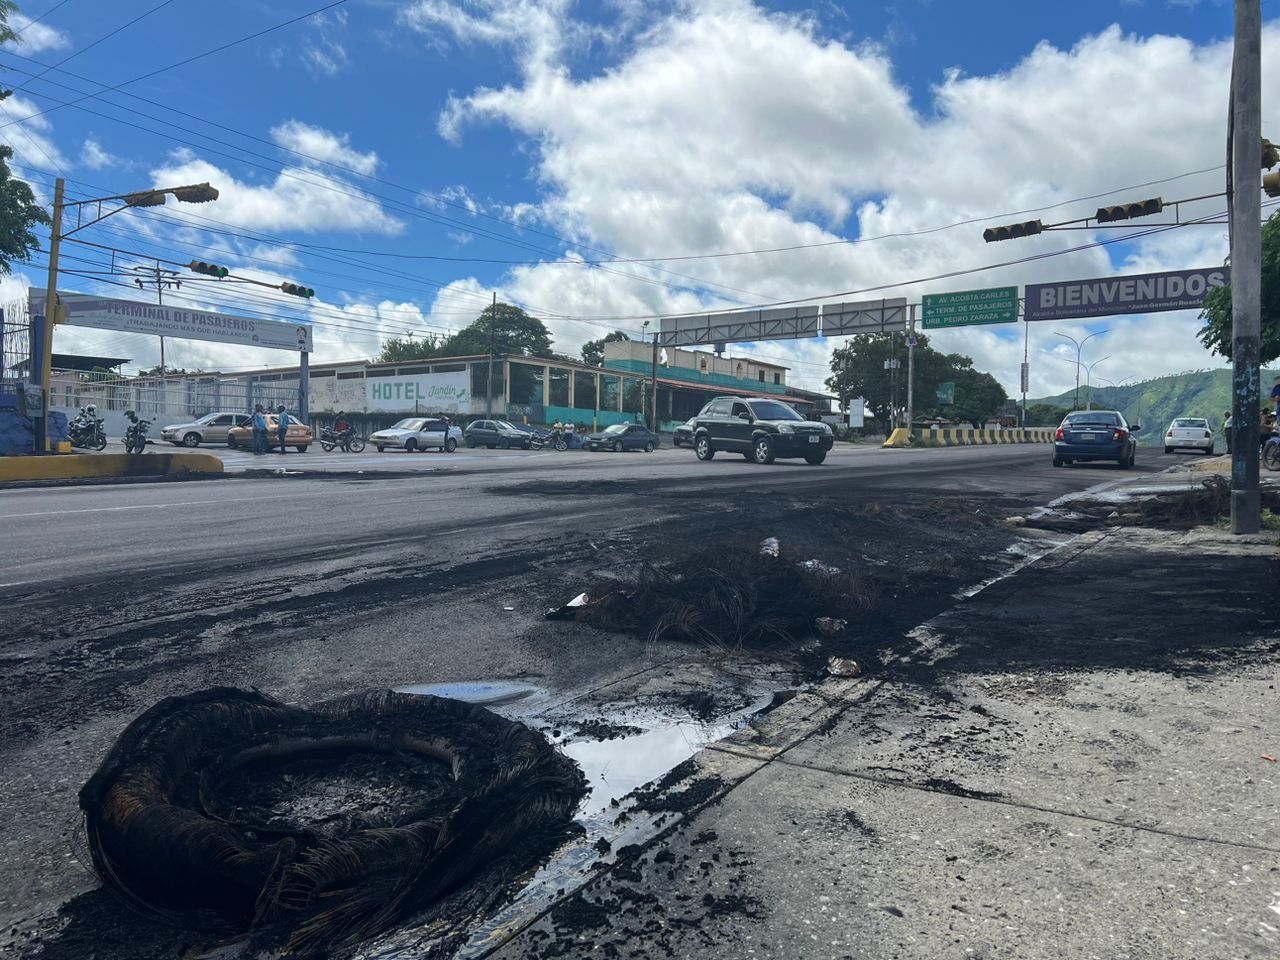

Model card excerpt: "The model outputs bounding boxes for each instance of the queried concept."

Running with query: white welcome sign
[366,371,471,413]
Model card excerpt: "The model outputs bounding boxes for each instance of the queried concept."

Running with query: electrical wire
[12,0,74,36]
[11,0,178,94]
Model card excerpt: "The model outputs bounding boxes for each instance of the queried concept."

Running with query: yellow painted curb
[0,452,224,482]
[881,427,914,448]
[882,428,1055,448]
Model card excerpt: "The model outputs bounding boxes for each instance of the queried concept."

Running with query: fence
[0,300,32,397]
[53,371,301,420]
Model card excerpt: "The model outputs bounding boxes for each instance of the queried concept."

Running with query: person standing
[252,403,267,455]
[1271,377,1280,418]
[276,405,290,454]
[1223,410,1233,455]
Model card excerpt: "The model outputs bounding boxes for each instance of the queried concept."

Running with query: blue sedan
[1053,410,1139,469]
[585,423,660,452]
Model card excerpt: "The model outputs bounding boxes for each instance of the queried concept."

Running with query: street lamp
[36,178,219,452]
[1080,355,1109,410]
[1054,329,1109,411]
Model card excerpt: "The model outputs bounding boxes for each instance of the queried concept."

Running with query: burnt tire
[79,688,585,953]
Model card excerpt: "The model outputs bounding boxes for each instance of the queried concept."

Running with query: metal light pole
[35,179,218,453]
[1230,0,1262,533]
[1081,356,1110,410]
[1054,329,1109,410]
[906,305,916,436]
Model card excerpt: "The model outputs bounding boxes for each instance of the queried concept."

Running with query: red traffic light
[982,220,1043,243]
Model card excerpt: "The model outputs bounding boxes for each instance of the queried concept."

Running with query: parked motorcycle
[528,431,568,452]
[319,426,366,453]
[123,410,152,454]
[69,405,108,451]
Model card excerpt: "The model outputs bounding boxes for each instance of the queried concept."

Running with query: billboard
[31,292,314,352]
[366,371,471,414]
[1024,266,1228,322]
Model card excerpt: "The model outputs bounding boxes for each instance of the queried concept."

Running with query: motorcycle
[529,429,568,452]
[69,408,108,451]
[123,410,152,454]
[319,426,366,453]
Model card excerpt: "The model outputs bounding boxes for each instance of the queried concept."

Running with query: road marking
[0,492,300,519]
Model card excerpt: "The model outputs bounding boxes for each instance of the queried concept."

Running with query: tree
[0,7,50,275]
[436,302,554,359]
[581,330,630,366]
[138,365,202,377]
[1199,210,1280,362]
[1026,403,1070,427]
[378,333,443,363]
[949,366,1008,428]
[826,333,953,426]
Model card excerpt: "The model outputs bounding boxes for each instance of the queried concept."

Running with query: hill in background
[1027,367,1271,444]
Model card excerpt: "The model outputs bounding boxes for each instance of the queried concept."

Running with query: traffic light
[1095,197,1163,223]
[189,260,229,278]
[280,282,315,298]
[982,220,1043,243]
[1265,171,1280,198]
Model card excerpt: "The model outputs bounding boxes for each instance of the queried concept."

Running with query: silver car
[1163,417,1215,455]
[162,412,251,447]
[370,417,463,453]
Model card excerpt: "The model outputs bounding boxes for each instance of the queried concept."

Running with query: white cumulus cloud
[4,12,70,53]
[271,120,380,177]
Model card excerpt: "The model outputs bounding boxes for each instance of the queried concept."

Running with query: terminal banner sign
[1024,266,1228,322]
[30,292,314,352]
[921,286,1018,329]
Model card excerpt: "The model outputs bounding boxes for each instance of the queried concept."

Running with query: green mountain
[1028,368,1270,445]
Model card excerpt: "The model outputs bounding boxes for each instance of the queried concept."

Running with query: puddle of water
[393,680,547,708]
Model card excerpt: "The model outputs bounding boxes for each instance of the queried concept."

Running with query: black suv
[693,396,833,465]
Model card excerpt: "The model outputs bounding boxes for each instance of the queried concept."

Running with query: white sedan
[1163,417,1215,455]
[370,417,463,453]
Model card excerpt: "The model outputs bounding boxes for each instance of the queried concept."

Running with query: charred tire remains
[78,688,585,953]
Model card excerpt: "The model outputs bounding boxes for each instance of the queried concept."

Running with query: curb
[0,452,224,483]
[883,427,1054,448]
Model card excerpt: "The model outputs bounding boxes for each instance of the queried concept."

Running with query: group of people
[1221,375,1280,454]
[251,403,291,455]
[550,420,590,447]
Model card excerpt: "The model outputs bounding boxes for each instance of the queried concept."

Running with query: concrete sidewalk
[493,523,1280,960]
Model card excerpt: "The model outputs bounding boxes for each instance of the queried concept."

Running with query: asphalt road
[2,443,1186,586]
[0,442,1195,957]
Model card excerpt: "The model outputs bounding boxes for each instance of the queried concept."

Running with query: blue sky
[0,0,1263,393]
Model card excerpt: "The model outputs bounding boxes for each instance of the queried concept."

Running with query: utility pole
[1230,0,1262,533]
[906,305,916,437]
[36,177,65,453]
[650,328,659,432]
[1020,299,1029,427]
[132,264,180,376]
[486,291,496,419]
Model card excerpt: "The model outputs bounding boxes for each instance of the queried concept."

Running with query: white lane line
[0,492,300,519]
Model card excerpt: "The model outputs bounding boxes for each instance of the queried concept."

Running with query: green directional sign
[921,286,1018,329]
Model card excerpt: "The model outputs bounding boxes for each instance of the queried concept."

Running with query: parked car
[226,415,313,452]
[585,423,661,452]
[672,416,697,447]
[1052,410,1139,468]
[161,411,250,447]
[1163,417,1215,455]
[464,419,535,449]
[692,396,832,464]
[370,417,462,453]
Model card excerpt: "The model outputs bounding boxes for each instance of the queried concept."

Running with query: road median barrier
[0,451,224,483]
[882,427,1054,448]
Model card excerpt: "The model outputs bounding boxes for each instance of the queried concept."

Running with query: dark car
[464,419,534,449]
[1053,410,1140,468]
[672,416,698,447]
[693,396,832,464]
[586,423,660,452]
